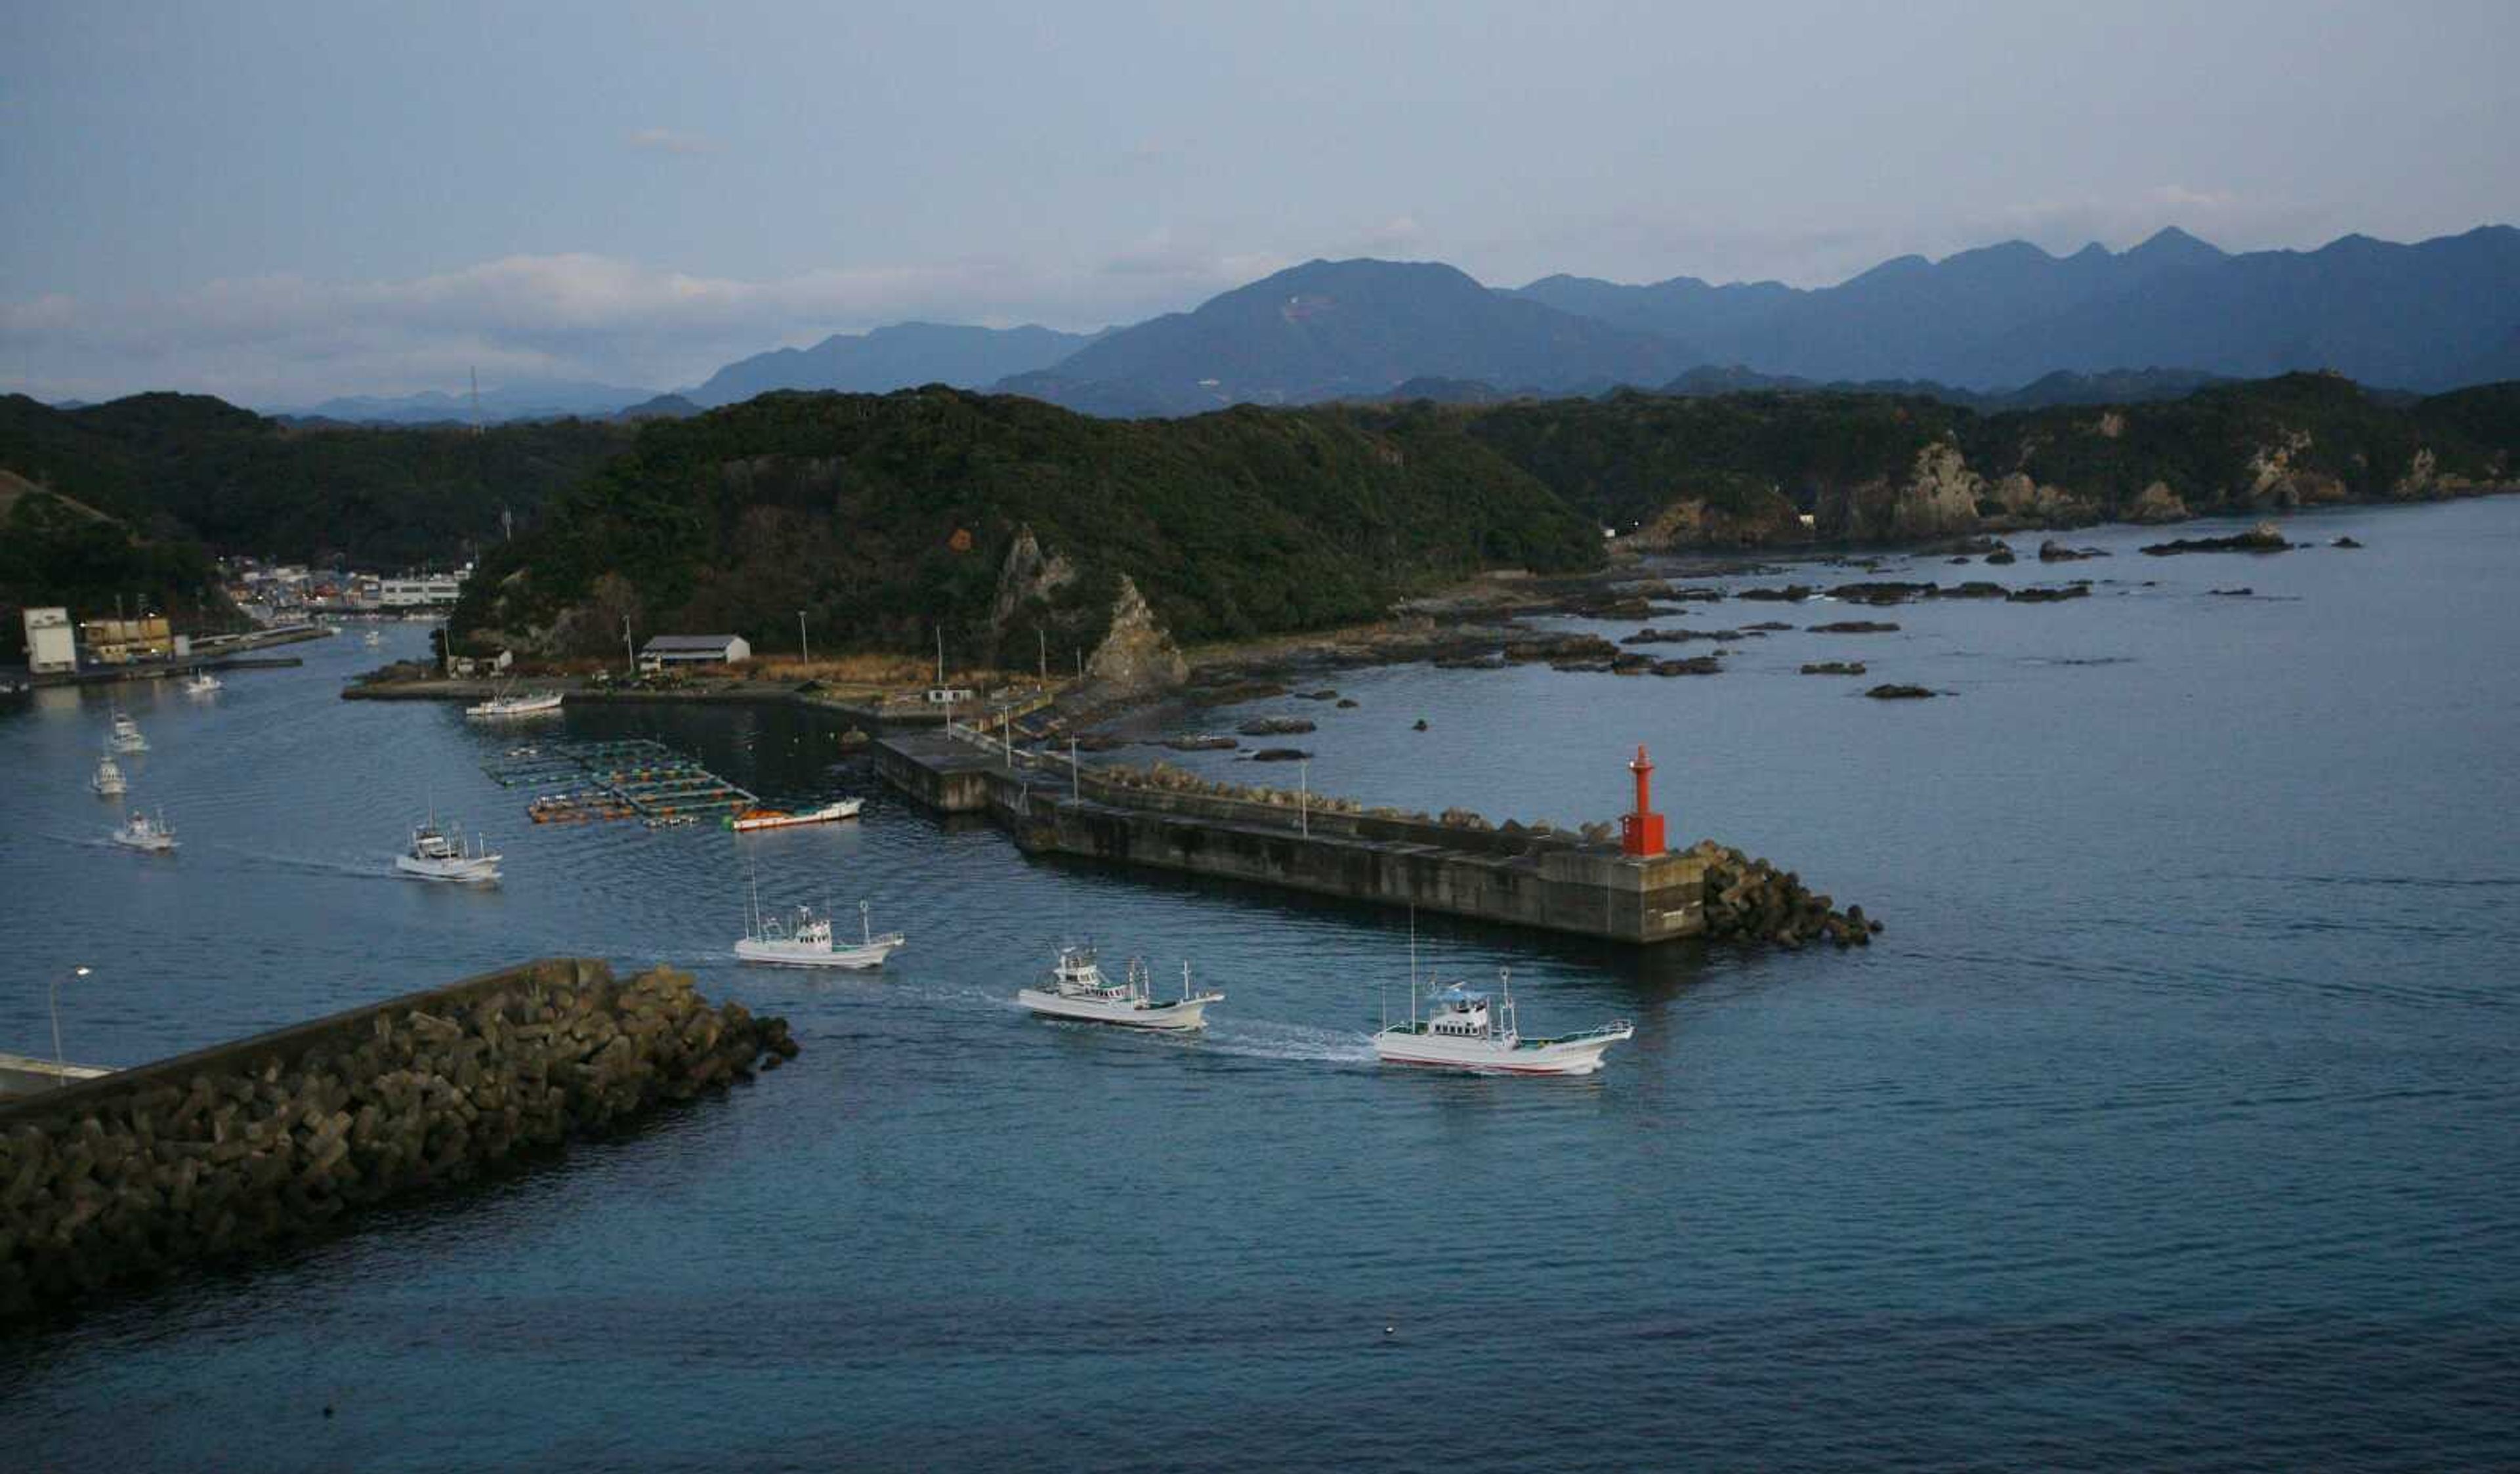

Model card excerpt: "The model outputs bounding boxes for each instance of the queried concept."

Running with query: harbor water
[4,499,2518,1471]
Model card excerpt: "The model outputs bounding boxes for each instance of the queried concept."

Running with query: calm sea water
[5,501,2518,1471]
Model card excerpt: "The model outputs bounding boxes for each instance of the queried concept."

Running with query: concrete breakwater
[1,959,796,1322]
[876,730,1872,948]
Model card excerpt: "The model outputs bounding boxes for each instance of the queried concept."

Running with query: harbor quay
[877,728,1864,948]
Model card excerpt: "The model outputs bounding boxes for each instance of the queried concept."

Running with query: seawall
[0,958,796,1322]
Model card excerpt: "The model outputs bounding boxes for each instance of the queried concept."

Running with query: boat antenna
[1408,904,1420,1029]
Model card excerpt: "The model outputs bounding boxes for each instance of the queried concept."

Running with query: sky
[3,0,2513,406]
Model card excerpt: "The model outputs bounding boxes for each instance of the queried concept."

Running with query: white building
[639,634,751,671]
[22,608,76,675]
[379,575,465,608]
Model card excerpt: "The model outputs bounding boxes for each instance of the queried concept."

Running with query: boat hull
[394,854,501,883]
[728,799,863,832]
[92,780,125,797]
[110,833,177,854]
[1017,988,1218,1031]
[734,935,905,969]
[1372,1027,1632,1076]
[465,694,564,719]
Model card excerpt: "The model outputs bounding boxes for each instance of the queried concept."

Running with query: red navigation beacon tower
[1621,744,1667,857]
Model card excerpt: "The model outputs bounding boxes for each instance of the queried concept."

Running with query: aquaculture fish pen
[481,739,757,825]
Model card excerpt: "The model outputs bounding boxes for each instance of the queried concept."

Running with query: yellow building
[81,615,173,665]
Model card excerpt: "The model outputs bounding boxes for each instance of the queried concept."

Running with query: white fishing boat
[394,817,502,883]
[734,893,906,969]
[110,809,178,854]
[726,797,863,832]
[181,670,222,695]
[1017,946,1221,1030]
[364,629,383,648]
[108,711,149,753]
[464,688,564,719]
[1374,969,1631,1076]
[91,753,127,797]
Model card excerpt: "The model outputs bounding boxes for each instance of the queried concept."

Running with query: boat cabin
[1427,984,1494,1038]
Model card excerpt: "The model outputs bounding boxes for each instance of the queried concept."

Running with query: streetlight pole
[51,965,90,1087]
[797,610,810,665]
[621,616,634,677]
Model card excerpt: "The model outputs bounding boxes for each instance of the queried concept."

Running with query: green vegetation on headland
[9,373,2516,671]
[452,387,1605,665]
[450,374,2515,667]
[1456,372,2520,543]
[0,470,246,644]
[0,392,630,569]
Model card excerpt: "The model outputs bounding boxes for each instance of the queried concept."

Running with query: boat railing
[1528,1019,1635,1046]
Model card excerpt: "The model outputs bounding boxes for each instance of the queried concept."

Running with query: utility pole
[622,616,634,677]
[1299,759,1309,837]
[1038,628,1047,685]
[934,625,944,686]
[797,610,810,665]
[51,966,90,1088]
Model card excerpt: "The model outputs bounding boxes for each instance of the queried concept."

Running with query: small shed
[640,634,751,671]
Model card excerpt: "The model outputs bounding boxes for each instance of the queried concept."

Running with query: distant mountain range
[1517,225,2520,392]
[686,321,1100,406]
[277,377,660,426]
[998,259,1700,417]
[247,223,2520,425]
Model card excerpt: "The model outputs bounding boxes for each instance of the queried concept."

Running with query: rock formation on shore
[1083,575,1188,693]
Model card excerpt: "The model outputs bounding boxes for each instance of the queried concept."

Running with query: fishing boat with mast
[733,887,906,969]
[1017,945,1223,1030]
[394,815,503,883]
[1374,967,1632,1076]
[91,752,127,797]
[464,681,564,720]
[107,710,148,753]
[110,808,178,854]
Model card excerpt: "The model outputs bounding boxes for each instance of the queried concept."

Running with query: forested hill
[451,387,1606,663]
[0,392,631,568]
[455,375,2519,665]
[1454,373,2520,542]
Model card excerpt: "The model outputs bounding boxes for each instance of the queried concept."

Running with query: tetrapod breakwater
[0,959,796,1323]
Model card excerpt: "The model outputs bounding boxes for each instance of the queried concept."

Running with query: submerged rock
[2005,584,2091,603]
[1237,716,1317,736]
[1800,662,1867,676]
[1809,620,1901,633]
[1248,748,1311,763]
[1864,683,1937,700]
[2332,535,2365,549]
[2141,521,2291,556]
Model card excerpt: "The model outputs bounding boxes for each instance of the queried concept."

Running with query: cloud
[627,127,714,156]
[0,246,1287,406]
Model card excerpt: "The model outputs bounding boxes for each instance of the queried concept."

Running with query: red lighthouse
[1621,744,1666,857]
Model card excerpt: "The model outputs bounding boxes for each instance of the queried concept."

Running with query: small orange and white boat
[725,798,862,832]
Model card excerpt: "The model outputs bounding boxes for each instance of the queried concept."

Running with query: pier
[875,728,1716,945]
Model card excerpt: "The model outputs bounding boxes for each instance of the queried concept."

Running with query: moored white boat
[1374,970,1631,1076]
[91,753,127,797]
[726,798,863,832]
[465,689,564,719]
[734,894,906,969]
[108,711,148,753]
[394,818,502,883]
[182,670,221,695]
[1017,946,1221,1030]
[110,809,178,854]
